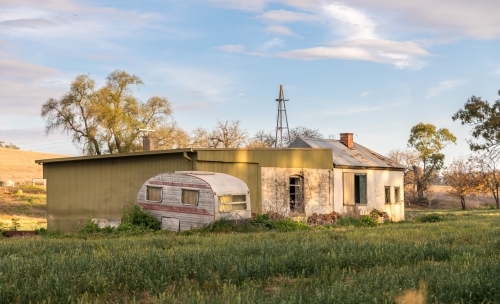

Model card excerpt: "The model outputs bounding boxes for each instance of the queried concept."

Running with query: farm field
[1,210,500,303]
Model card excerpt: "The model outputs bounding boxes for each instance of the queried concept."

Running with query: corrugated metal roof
[181,171,249,195]
[289,137,404,170]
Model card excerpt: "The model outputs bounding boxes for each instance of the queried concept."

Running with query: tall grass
[1,210,500,303]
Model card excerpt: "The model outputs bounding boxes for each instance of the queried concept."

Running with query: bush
[80,217,102,234]
[414,213,442,223]
[120,205,161,231]
[337,216,379,227]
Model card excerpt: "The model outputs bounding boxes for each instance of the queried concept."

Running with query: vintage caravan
[136,171,251,231]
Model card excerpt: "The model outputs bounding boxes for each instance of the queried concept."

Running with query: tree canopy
[407,123,456,201]
[452,91,500,151]
[41,70,174,155]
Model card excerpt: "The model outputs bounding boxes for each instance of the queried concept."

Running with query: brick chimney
[142,135,157,152]
[339,133,354,149]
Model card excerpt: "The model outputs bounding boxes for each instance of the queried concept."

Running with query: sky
[1,0,500,161]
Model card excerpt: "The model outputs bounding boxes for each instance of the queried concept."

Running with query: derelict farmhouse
[36,133,405,232]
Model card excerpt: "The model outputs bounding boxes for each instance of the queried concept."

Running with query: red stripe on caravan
[149,181,211,189]
[138,202,213,216]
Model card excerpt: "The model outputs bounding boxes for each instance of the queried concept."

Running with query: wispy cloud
[258,9,318,23]
[426,80,467,99]
[360,92,369,97]
[215,44,246,53]
[265,25,296,36]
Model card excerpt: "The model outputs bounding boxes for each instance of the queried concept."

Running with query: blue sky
[1,0,500,162]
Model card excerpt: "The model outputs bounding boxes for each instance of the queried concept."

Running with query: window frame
[218,194,247,213]
[146,186,162,203]
[181,188,199,206]
[343,173,367,205]
[394,187,400,203]
[384,186,391,204]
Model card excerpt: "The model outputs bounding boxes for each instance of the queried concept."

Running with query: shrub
[337,216,364,227]
[120,205,161,231]
[414,213,442,223]
[360,215,378,227]
[80,217,102,234]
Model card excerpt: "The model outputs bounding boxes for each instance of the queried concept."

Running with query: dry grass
[0,148,64,230]
[407,185,496,210]
[0,147,66,183]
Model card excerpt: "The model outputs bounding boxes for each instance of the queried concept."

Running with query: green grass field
[1,210,500,303]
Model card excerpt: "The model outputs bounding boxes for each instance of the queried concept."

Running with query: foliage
[41,71,176,155]
[0,141,19,149]
[407,123,456,202]
[452,91,500,151]
[80,217,102,234]
[2,210,499,303]
[9,218,20,231]
[251,213,310,231]
[473,150,500,209]
[443,156,483,210]
[246,130,276,148]
[414,213,442,223]
[120,204,161,231]
[386,149,420,202]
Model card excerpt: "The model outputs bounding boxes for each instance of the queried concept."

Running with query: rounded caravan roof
[175,171,249,195]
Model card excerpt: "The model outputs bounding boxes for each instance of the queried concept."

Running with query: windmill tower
[275,84,290,148]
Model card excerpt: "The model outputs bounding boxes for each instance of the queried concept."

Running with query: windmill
[275,84,290,148]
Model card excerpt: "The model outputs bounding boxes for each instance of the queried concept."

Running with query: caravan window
[219,195,247,213]
[182,189,199,206]
[146,186,162,202]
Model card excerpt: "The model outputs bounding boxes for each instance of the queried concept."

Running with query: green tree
[408,123,456,202]
[41,70,177,155]
[452,91,500,151]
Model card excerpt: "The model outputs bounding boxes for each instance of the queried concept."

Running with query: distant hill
[0,148,67,182]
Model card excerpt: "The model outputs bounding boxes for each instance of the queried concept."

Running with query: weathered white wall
[260,167,333,217]
[333,168,404,221]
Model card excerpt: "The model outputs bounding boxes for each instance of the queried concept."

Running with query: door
[161,217,180,232]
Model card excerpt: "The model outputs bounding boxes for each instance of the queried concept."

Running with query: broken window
[385,186,391,204]
[146,186,162,202]
[181,189,199,206]
[394,187,400,203]
[289,176,304,212]
[219,195,247,213]
[343,173,367,205]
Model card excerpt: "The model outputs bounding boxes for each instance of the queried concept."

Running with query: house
[36,133,404,232]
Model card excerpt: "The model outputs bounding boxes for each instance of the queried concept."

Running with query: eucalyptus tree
[41,70,176,155]
[407,123,457,201]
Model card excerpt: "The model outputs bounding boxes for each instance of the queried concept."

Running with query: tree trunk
[460,196,466,210]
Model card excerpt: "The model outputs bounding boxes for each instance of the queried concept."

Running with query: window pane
[385,187,391,204]
[219,195,246,203]
[219,203,247,213]
[182,189,199,206]
[146,186,162,202]
[394,187,400,203]
[358,174,367,205]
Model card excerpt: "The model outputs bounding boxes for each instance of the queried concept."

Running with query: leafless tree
[246,130,276,148]
[386,149,420,203]
[442,156,483,210]
[474,150,500,209]
[207,120,248,148]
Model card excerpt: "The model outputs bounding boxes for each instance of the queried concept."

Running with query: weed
[415,213,442,223]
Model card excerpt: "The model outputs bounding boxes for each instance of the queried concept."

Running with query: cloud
[215,44,246,53]
[495,68,500,75]
[265,25,296,36]
[277,38,428,69]
[258,9,318,23]
[258,38,284,52]
[0,58,59,81]
[426,80,467,99]
[0,18,58,29]
[322,3,377,40]
[360,92,369,97]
